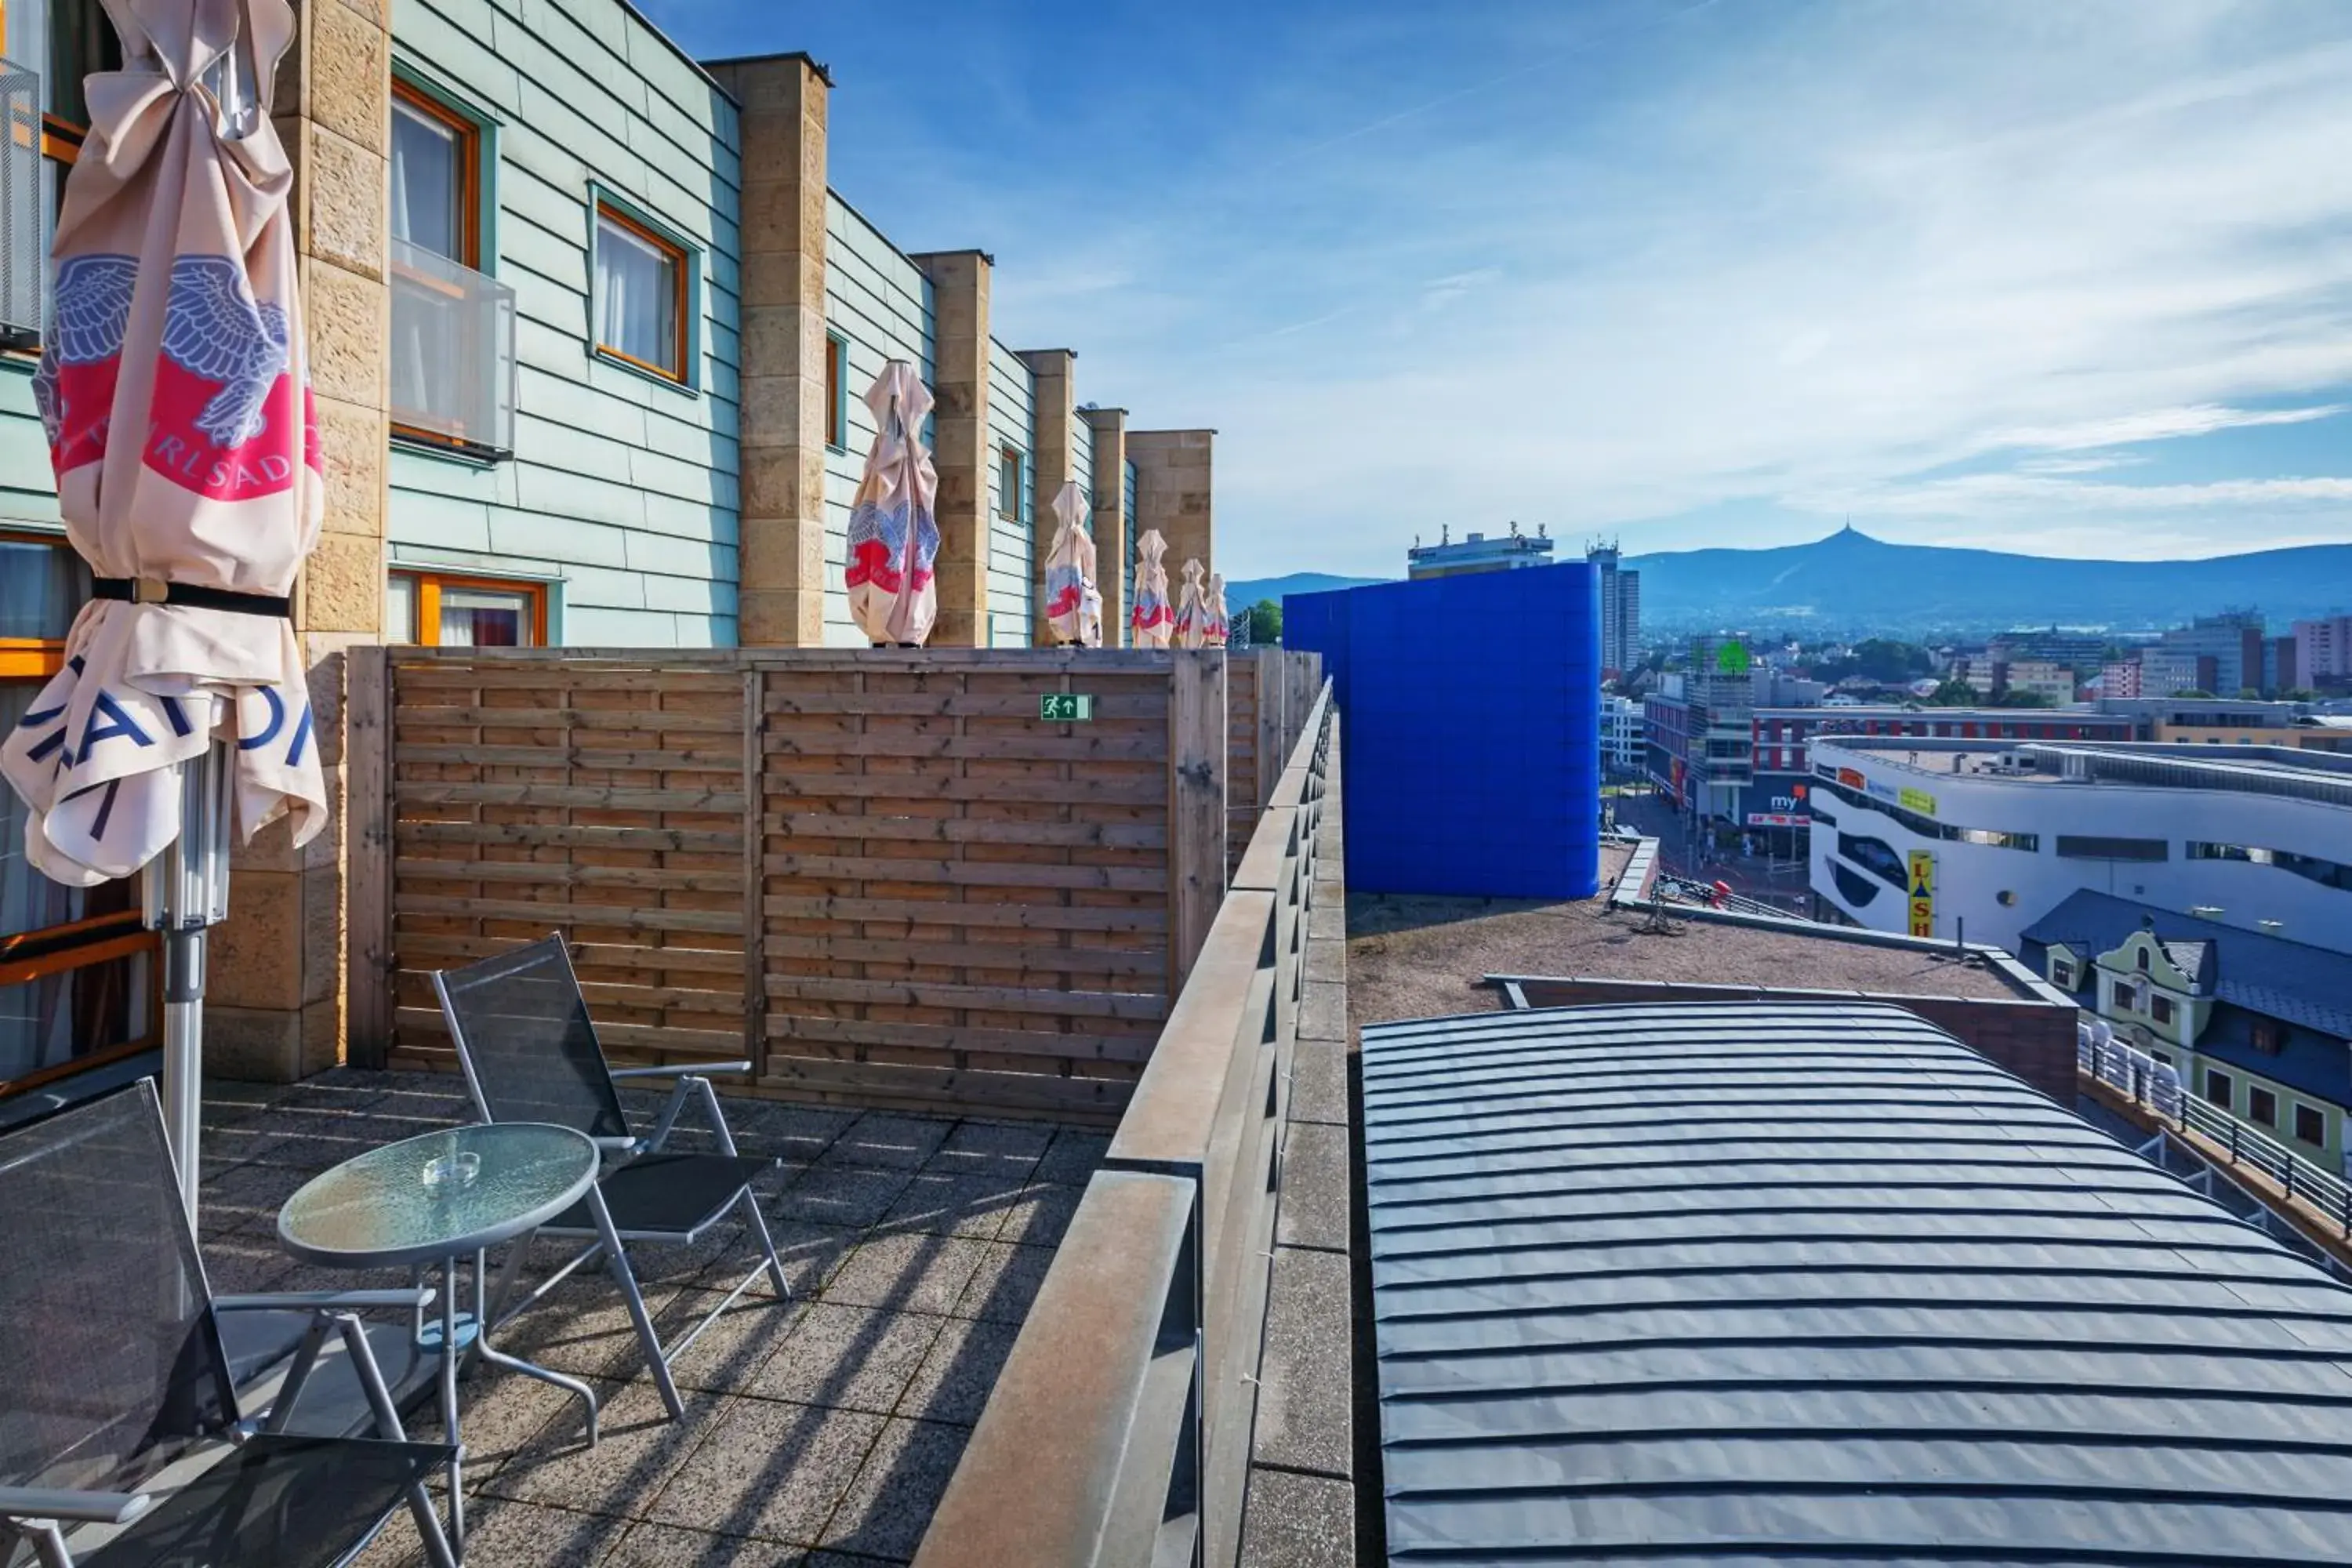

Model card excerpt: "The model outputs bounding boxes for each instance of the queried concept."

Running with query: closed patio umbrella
[1205,572,1230,648]
[0,0,324,1216]
[1040,480,1097,647]
[1130,528,1173,650]
[844,361,940,646]
[1173,558,1208,650]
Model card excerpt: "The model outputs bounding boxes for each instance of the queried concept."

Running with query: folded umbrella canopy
[1040,480,1098,647]
[1130,528,1173,650]
[1204,572,1230,648]
[0,0,321,1217]
[844,361,940,646]
[1173,558,1208,650]
[2,0,323,886]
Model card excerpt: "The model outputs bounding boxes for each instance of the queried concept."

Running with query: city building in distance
[1587,540,1641,677]
[2022,891,2352,1176]
[1404,522,1554,579]
[1808,738,2352,955]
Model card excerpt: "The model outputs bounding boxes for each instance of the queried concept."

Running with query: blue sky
[646,0,2352,579]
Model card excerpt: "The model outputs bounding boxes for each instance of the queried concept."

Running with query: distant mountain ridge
[1231,528,2352,637]
[1226,572,1388,609]
[1627,526,2352,635]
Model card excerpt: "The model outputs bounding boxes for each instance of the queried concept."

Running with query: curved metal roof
[1362,1000,2352,1566]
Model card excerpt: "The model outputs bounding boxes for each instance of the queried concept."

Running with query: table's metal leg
[440,1254,464,1554]
[470,1243,602,1446]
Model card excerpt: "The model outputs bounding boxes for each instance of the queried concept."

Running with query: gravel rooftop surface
[1349,842,2028,1031]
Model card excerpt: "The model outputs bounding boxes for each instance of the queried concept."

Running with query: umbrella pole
[145,740,232,1223]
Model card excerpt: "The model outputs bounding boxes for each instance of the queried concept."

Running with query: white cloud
[971,2,2352,574]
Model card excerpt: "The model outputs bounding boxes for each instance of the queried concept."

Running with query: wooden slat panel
[384,648,1186,1118]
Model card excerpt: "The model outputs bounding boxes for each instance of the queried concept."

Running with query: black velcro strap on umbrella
[91,578,292,619]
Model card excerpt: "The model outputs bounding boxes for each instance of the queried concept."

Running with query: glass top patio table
[278,1121,598,1269]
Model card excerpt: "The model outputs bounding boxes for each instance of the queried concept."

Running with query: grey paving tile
[1276,1121,1351,1253]
[1300,978,1346,1044]
[822,1232,989,1318]
[652,1286,804,1394]
[900,1315,1020,1426]
[750,1301,945,1414]
[724,1102,860,1165]
[643,1397,885,1546]
[1240,1466,1356,1568]
[771,1163,916,1230]
[1289,1040,1348,1128]
[818,1417,970,1560]
[1251,1247,1353,1480]
[874,1171,1025,1241]
[1030,1128,1110,1188]
[604,1519,792,1566]
[927,1120,1052,1174]
[484,1379,723,1519]
[822,1112,951,1172]
[407,1367,586,1486]
[495,1276,684,1384]
[738,1218,862,1298]
[1304,936,1347,985]
[993,1181,1082,1250]
[950,1241,1055,1326]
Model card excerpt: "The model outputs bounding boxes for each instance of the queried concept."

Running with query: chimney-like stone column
[710,53,832,647]
[1127,428,1215,580]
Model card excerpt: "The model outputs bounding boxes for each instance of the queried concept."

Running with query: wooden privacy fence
[347,647,1232,1122]
[919,681,1335,1568]
[1225,649,1322,875]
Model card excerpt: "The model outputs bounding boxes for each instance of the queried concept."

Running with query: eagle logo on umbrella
[33,252,289,453]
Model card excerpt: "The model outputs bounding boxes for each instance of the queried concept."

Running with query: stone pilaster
[1082,406,1127,645]
[212,0,393,1081]
[1128,428,1215,583]
[909,250,991,647]
[1018,348,1076,644]
[710,54,831,646]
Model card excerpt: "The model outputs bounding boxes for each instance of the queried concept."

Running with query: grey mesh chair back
[434,935,631,1141]
[0,1083,235,1497]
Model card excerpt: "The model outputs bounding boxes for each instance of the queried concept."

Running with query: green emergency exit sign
[1040,692,1094,722]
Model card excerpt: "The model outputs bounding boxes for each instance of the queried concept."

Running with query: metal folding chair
[430,935,788,1418]
[0,1083,457,1568]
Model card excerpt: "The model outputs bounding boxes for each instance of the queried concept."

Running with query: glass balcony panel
[390,236,515,459]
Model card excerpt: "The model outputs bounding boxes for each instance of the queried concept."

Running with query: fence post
[1168,648,1228,996]
[742,666,768,1073]
[344,644,394,1068]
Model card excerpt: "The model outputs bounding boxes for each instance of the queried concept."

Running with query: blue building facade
[1287,566,1602,900]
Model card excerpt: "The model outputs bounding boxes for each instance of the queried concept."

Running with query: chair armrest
[609,1061,753,1080]
[0,1486,152,1526]
[214,1288,436,1313]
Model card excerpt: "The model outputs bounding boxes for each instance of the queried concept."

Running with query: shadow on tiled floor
[194,1069,1100,1566]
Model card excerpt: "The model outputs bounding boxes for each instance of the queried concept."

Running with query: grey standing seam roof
[1361,1000,2352,1566]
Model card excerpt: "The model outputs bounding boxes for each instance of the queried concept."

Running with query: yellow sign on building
[1907,850,1935,938]
[1898,786,1938,817]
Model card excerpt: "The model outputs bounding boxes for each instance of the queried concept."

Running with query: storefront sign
[1746,812,1808,827]
[1907,850,1936,938]
[1899,786,1938,817]
[1836,768,1864,789]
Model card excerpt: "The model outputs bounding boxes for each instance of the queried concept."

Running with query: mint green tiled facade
[387,0,742,646]
[984,339,1035,647]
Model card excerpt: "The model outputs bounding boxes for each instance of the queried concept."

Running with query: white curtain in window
[596,216,672,368]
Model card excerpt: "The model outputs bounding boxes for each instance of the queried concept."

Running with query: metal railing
[918,681,1334,1568]
[2079,1022,2352,1236]
[390,238,517,459]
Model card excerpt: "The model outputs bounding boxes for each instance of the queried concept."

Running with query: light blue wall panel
[985,340,1034,648]
[390,0,742,645]
[821,191,935,648]
[0,362,59,525]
